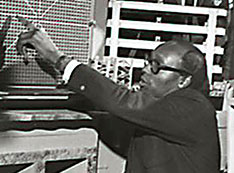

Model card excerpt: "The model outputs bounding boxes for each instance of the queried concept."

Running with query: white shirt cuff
[62,60,81,84]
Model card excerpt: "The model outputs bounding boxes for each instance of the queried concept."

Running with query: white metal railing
[107,20,226,35]
[107,0,227,89]
[222,81,234,173]
[109,1,227,16]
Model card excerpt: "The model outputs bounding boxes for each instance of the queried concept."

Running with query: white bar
[212,65,223,74]
[195,44,224,55]
[206,10,217,85]
[227,107,234,173]
[106,38,163,50]
[225,83,234,173]
[109,1,121,58]
[106,38,224,55]
[112,1,227,16]
[107,20,226,36]
[1,96,69,100]
[181,0,185,6]
[9,85,57,89]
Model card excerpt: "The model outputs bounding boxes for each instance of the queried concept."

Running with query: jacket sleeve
[92,114,135,159]
[66,64,215,145]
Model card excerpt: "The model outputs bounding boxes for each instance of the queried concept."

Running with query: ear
[178,75,192,89]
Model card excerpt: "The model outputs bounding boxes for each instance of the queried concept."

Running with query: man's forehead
[150,51,164,60]
[150,45,186,67]
[151,46,182,61]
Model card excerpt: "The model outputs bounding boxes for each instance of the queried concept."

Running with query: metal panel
[0,0,95,87]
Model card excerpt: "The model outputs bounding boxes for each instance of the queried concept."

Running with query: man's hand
[16,16,64,65]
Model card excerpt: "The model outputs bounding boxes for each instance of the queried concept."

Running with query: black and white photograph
[0,0,233,172]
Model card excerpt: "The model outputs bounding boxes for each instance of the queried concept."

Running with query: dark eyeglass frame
[145,59,192,77]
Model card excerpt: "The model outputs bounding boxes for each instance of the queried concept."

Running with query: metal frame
[0,147,97,173]
[106,0,227,89]
[222,81,234,173]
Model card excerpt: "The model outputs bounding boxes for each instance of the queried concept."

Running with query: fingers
[16,29,38,55]
[16,35,27,56]
[16,34,33,65]
[16,17,62,65]
[16,15,37,31]
[18,29,38,40]
[16,16,39,58]
[16,33,33,65]
[22,46,29,65]
[16,33,30,56]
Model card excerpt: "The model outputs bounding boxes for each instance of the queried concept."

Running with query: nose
[142,63,151,74]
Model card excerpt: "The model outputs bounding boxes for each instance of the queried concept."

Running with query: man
[16,20,220,173]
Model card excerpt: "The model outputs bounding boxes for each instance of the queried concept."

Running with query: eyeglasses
[145,59,192,76]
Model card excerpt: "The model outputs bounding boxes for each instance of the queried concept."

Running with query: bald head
[154,40,209,95]
[155,40,204,75]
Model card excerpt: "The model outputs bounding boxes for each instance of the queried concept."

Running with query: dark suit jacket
[67,64,220,173]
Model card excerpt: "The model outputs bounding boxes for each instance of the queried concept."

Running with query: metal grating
[0,0,93,87]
